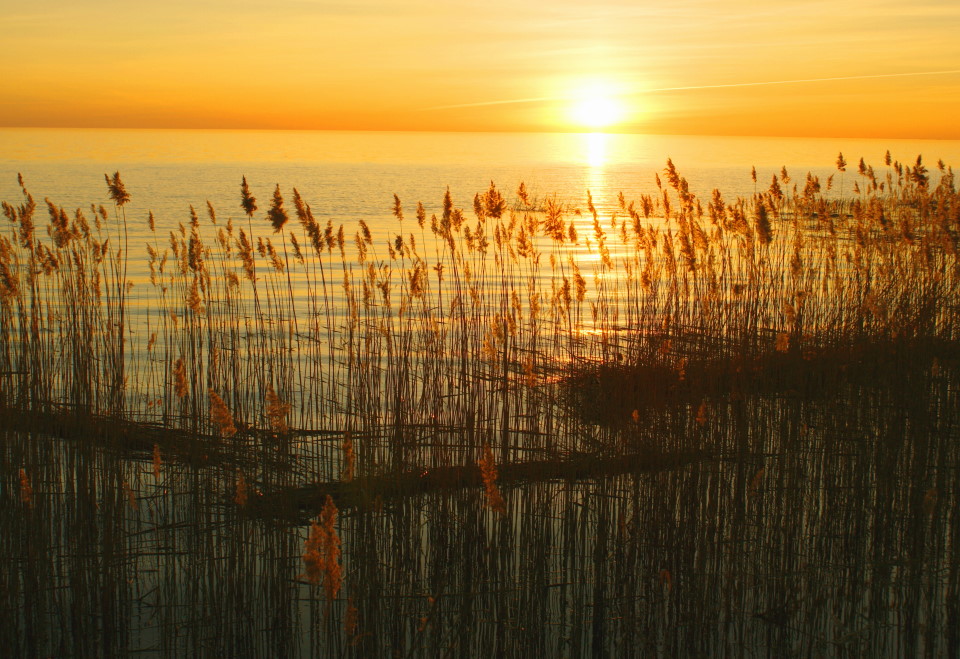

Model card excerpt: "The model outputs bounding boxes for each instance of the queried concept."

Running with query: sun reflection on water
[583,132,610,217]
[584,132,609,168]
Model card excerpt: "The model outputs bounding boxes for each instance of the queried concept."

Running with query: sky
[2,0,959,138]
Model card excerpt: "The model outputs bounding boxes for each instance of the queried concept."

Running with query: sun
[568,83,625,130]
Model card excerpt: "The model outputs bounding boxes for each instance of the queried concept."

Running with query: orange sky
[2,0,959,138]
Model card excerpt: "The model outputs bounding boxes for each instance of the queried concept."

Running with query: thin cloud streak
[427,69,960,111]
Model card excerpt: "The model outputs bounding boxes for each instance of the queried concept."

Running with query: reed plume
[265,384,290,435]
[303,495,342,600]
[478,442,506,514]
[209,389,237,437]
[19,468,33,508]
[267,185,289,233]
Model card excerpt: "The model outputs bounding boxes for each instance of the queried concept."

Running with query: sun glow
[568,82,626,131]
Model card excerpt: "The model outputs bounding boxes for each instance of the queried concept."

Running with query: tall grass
[0,154,958,655]
[1,155,956,475]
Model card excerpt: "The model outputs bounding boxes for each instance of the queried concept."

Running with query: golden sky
[2,0,959,137]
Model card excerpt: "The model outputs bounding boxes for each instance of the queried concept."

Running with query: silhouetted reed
[1,153,958,655]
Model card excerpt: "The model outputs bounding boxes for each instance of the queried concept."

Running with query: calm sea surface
[3,128,959,233]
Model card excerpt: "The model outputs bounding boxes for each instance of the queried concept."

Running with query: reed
[0,153,958,656]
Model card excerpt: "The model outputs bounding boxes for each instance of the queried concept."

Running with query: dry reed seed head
[358,220,372,246]
[173,358,188,398]
[209,389,237,437]
[473,193,484,222]
[289,233,304,263]
[152,444,162,479]
[240,176,258,217]
[442,188,453,224]
[517,181,530,207]
[754,198,773,246]
[409,261,427,297]
[768,175,784,201]
[586,189,599,222]
[393,193,404,221]
[541,199,566,243]
[265,383,291,434]
[301,495,343,598]
[303,520,324,586]
[17,195,36,248]
[105,172,131,206]
[355,232,368,263]
[320,496,343,600]
[484,181,506,219]
[414,201,426,229]
[478,442,506,514]
[201,201,216,225]
[0,256,19,302]
[46,200,72,249]
[267,184,289,232]
[695,400,709,426]
[236,228,256,275]
[188,231,205,273]
[664,158,682,190]
[837,152,847,172]
[19,468,33,508]
[322,220,333,250]
[292,188,308,224]
[573,267,587,303]
[1,200,17,224]
[451,207,465,231]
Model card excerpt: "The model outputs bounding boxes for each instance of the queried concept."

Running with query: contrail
[427,69,960,110]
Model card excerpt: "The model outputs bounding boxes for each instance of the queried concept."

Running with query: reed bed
[1,153,958,656]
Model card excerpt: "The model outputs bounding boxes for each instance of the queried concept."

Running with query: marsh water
[2,128,960,657]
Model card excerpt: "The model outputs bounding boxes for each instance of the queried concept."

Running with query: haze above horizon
[3,0,959,139]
